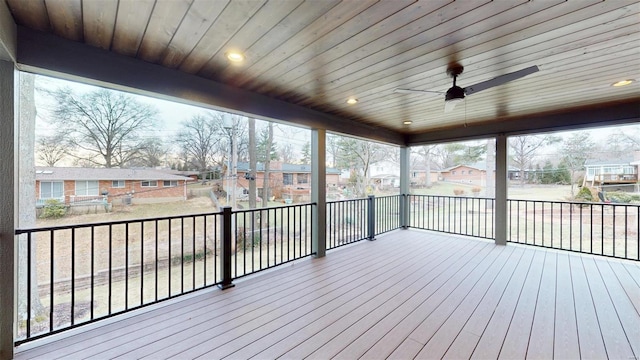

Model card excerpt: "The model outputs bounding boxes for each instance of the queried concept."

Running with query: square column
[399,146,410,229]
[495,134,508,245]
[311,129,326,258]
[0,59,16,359]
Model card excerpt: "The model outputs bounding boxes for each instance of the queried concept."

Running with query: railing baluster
[141,221,144,305]
[50,230,54,332]
[71,227,75,326]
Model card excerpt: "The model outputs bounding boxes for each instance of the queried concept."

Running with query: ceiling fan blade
[463,65,539,95]
[394,88,444,95]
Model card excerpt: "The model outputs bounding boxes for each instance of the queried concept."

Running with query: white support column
[399,146,410,229]
[311,129,326,258]
[495,134,508,245]
[0,59,16,359]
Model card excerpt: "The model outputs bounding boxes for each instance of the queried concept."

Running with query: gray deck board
[14,230,639,360]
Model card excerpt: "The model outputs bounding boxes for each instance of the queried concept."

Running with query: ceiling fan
[394,64,539,113]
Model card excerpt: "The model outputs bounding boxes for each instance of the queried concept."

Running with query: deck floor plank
[593,259,640,357]
[12,230,638,360]
[526,251,557,359]
[581,256,635,359]
[407,245,515,359]
[244,234,468,360]
[499,251,545,359]
[469,251,546,359]
[416,247,525,359]
[357,242,498,360]
[569,253,608,359]
[553,253,581,360]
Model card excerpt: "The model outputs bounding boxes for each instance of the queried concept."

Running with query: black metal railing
[14,202,317,344]
[231,203,315,279]
[15,212,221,344]
[408,194,495,239]
[375,195,402,235]
[326,198,369,249]
[507,199,639,261]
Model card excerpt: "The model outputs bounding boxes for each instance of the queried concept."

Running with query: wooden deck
[15,229,640,359]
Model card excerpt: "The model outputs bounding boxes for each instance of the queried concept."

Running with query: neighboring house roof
[441,164,485,173]
[35,167,191,181]
[236,162,341,174]
[584,155,636,166]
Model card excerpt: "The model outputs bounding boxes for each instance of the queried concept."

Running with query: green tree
[300,141,311,164]
[257,125,278,162]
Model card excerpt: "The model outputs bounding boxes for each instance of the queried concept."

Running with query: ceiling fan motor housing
[445,85,465,101]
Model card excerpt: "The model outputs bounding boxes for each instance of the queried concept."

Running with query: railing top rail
[231,202,316,215]
[409,194,496,201]
[15,211,223,234]
[326,198,369,205]
[374,194,403,200]
[506,198,640,207]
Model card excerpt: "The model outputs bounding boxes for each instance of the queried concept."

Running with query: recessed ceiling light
[612,79,635,87]
[226,51,245,63]
[403,120,412,125]
[346,98,358,104]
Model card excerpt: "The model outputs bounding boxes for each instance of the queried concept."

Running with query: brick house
[230,162,341,201]
[439,164,487,185]
[35,167,191,206]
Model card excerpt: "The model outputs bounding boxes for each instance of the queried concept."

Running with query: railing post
[368,195,376,241]
[401,194,409,229]
[218,206,235,290]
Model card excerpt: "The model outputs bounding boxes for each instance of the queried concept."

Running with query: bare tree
[248,118,257,209]
[278,143,295,164]
[416,145,437,187]
[50,88,159,168]
[509,135,559,185]
[175,115,220,171]
[335,137,385,197]
[262,122,274,207]
[562,132,595,197]
[127,137,167,168]
[36,134,67,166]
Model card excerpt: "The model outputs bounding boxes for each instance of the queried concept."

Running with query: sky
[32,72,639,167]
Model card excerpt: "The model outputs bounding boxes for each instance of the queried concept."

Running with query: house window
[163,180,178,187]
[283,173,293,185]
[468,170,473,175]
[112,180,125,188]
[141,180,157,187]
[461,170,465,175]
[412,172,417,178]
[40,181,64,199]
[75,180,99,196]
[297,173,308,184]
[452,171,456,175]
[587,168,595,176]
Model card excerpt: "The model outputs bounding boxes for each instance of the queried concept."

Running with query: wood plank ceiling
[5,0,640,136]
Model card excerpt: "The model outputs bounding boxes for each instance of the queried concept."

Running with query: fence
[14,202,317,344]
[507,199,639,260]
[408,194,495,239]
[15,194,638,344]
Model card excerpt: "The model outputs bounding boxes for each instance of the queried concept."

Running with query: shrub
[453,189,465,196]
[471,187,482,195]
[575,186,594,202]
[41,199,66,218]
